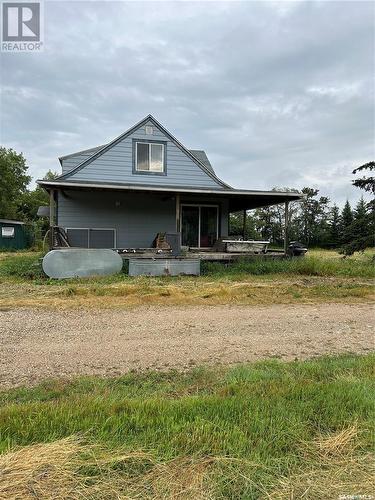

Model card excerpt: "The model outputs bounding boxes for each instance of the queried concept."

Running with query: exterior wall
[57,190,229,248]
[63,121,224,189]
[57,190,176,248]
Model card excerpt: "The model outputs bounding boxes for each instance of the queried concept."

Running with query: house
[38,115,302,251]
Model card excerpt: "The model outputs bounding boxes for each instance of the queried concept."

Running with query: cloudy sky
[1,0,374,205]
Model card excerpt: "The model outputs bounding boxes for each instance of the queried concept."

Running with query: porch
[40,180,303,257]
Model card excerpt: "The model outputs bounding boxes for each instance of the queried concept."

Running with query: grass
[0,249,373,308]
[0,248,374,280]
[202,250,375,278]
[0,354,374,498]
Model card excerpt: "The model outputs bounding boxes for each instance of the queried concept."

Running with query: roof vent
[145,125,153,135]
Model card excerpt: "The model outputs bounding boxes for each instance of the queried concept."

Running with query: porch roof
[38,179,303,211]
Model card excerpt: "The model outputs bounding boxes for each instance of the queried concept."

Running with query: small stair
[53,226,70,247]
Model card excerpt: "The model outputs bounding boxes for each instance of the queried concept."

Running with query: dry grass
[0,436,89,499]
[310,248,375,261]
[1,427,373,500]
[0,276,374,309]
[0,436,216,500]
[270,425,375,500]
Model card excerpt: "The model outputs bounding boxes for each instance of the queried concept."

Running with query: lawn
[0,354,374,499]
[0,248,373,308]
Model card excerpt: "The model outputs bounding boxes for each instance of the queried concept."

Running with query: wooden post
[49,189,55,249]
[284,201,289,256]
[175,193,180,233]
[242,209,247,240]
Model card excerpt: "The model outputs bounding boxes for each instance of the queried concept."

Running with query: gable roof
[59,145,106,165]
[57,115,230,188]
[189,150,215,174]
[60,145,216,175]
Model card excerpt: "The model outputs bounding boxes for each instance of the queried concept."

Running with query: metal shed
[0,219,32,250]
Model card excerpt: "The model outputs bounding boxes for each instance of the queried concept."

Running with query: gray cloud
[1,0,374,206]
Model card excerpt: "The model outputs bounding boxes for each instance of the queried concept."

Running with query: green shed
[0,219,33,250]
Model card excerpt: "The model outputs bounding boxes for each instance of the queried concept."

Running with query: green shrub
[0,253,45,279]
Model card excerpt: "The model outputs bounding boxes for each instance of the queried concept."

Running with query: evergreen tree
[340,197,374,255]
[352,161,375,194]
[329,204,341,247]
[340,200,353,244]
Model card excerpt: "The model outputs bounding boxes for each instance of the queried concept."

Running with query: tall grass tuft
[0,253,45,279]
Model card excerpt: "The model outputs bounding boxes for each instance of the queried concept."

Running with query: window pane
[181,207,199,247]
[66,228,89,248]
[89,229,115,248]
[200,207,218,247]
[136,143,149,171]
[150,144,163,172]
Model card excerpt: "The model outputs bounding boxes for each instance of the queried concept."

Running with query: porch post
[242,209,247,240]
[49,189,55,249]
[284,201,289,256]
[175,193,180,233]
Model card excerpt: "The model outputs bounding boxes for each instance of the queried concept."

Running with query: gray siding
[58,190,176,248]
[63,121,224,189]
[57,190,229,248]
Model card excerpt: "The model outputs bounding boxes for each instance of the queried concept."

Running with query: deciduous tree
[0,147,31,219]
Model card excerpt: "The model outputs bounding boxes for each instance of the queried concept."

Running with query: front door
[181,205,218,248]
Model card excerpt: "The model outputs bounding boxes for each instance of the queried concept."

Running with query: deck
[120,249,286,262]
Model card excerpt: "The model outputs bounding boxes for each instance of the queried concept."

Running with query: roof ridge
[56,115,231,188]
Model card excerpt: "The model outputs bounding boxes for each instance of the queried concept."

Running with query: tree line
[231,163,374,255]
[0,147,58,239]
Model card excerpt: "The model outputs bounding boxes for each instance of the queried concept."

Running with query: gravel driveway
[1,303,374,388]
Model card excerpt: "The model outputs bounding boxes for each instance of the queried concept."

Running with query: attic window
[145,125,153,135]
[135,141,165,173]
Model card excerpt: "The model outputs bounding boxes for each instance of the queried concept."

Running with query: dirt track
[1,303,374,388]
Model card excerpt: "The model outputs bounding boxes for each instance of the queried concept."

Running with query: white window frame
[135,141,165,173]
[66,227,117,248]
[180,204,219,248]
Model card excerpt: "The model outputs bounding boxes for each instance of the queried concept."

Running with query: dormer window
[133,140,166,174]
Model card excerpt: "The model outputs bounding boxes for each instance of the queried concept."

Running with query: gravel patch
[1,303,374,388]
